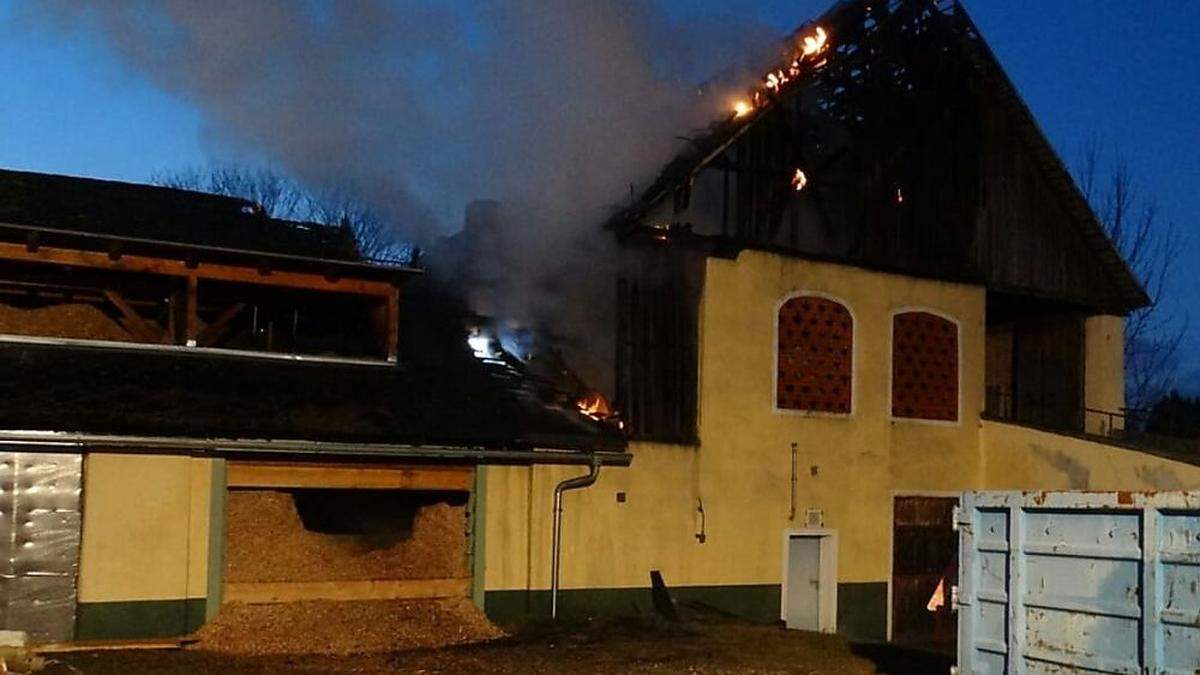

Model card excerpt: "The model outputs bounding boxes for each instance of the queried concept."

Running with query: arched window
[892,311,959,422]
[777,295,853,414]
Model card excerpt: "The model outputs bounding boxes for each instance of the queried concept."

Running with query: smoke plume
[17,1,773,243]
[16,1,779,389]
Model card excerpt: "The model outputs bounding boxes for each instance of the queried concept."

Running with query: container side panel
[1158,511,1200,674]
[960,502,1010,673]
[1020,508,1143,674]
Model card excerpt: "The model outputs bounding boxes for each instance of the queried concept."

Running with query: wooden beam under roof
[226,461,474,491]
[0,241,399,297]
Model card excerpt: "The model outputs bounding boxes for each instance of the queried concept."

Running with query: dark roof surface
[0,168,361,263]
[0,340,625,454]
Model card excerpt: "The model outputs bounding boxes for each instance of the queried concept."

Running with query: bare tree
[1077,140,1188,413]
[153,164,414,264]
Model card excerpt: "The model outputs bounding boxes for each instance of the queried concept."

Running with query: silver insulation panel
[0,452,83,643]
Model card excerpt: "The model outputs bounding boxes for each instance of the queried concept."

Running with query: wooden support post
[372,286,401,362]
[183,276,198,346]
[171,276,199,346]
[386,286,400,362]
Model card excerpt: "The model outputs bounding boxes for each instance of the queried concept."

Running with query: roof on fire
[610,0,1147,315]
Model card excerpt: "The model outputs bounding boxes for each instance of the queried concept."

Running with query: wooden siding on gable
[620,0,1143,316]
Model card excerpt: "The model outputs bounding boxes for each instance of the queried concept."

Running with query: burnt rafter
[611,0,1147,316]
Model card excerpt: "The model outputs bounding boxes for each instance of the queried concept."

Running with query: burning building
[0,167,626,644]
[455,0,1200,650]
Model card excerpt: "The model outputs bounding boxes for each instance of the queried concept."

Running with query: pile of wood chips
[224,491,469,583]
[192,598,504,656]
[0,302,131,341]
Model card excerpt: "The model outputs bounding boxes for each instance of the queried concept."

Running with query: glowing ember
[896,187,905,204]
[791,169,809,192]
[732,100,753,118]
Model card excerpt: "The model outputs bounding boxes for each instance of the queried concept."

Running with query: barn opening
[221,462,475,605]
[891,496,959,653]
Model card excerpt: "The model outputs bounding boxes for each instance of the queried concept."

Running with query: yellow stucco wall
[484,443,701,592]
[78,454,212,603]
[981,420,1200,491]
[1084,315,1126,434]
[487,251,988,591]
[484,251,1195,603]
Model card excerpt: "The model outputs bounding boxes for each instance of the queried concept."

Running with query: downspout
[550,457,602,619]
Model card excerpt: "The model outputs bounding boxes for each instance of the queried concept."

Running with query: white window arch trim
[887,306,963,427]
[773,290,858,418]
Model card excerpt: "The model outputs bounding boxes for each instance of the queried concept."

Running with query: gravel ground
[49,613,952,674]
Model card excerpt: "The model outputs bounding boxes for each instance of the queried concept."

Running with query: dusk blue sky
[1,2,1198,386]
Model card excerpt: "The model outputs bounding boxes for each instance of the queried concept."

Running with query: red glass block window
[777,296,853,413]
[892,311,958,421]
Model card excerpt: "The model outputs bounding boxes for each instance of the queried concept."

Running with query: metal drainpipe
[550,458,602,619]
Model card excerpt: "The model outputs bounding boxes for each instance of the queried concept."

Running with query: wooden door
[892,496,958,652]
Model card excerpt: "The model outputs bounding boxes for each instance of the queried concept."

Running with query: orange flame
[577,391,613,419]
[802,26,829,57]
[730,25,831,119]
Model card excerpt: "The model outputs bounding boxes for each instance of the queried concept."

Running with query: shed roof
[0,168,412,277]
[0,339,626,459]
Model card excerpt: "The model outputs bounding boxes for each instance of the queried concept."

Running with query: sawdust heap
[192,598,504,656]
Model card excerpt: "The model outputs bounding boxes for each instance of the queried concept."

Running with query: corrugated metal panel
[0,452,82,642]
[957,491,1200,674]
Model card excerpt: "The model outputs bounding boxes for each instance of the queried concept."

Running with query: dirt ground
[48,615,952,674]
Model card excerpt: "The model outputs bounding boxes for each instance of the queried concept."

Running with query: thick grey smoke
[18,1,773,243]
[17,0,778,389]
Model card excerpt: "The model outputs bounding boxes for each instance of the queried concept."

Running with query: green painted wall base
[486,584,781,625]
[836,582,888,642]
[76,599,207,641]
[486,581,888,643]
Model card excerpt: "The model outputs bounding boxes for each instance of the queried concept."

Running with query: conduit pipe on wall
[550,458,602,619]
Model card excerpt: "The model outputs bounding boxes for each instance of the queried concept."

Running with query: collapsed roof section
[610,0,1147,316]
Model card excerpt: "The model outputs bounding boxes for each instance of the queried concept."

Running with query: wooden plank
[226,461,474,491]
[223,578,469,604]
[38,639,190,653]
[102,289,166,343]
[0,241,397,297]
[196,302,247,347]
